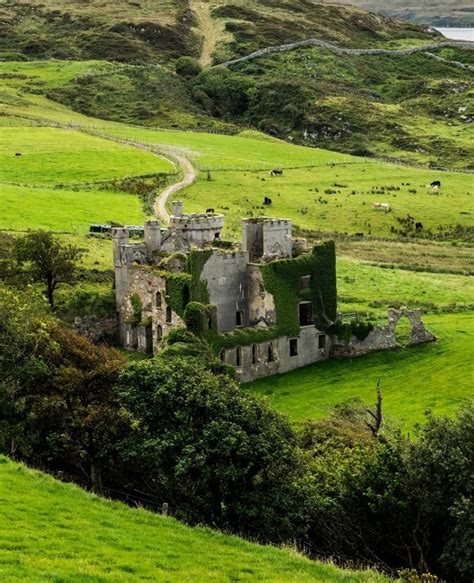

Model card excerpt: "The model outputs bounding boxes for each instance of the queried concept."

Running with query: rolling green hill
[0,456,390,582]
[1,1,472,166]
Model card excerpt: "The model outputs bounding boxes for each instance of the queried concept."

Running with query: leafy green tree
[0,287,52,456]
[23,324,127,491]
[115,357,306,541]
[14,231,83,309]
[406,403,474,581]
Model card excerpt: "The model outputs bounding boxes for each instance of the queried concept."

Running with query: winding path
[219,38,474,70]
[193,1,216,67]
[153,154,197,223]
[76,129,197,224]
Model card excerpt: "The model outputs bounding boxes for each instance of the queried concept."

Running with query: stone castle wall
[223,326,330,382]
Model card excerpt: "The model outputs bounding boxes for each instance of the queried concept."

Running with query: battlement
[242,216,292,261]
[170,213,225,231]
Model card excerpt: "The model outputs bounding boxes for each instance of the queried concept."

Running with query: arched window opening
[251,344,258,365]
[156,291,162,308]
[267,343,274,363]
[236,347,242,367]
[166,306,172,324]
[157,325,163,341]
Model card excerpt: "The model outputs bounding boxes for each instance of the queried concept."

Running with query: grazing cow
[206,208,215,214]
[269,169,283,176]
[429,180,441,193]
[415,222,423,231]
[15,153,22,157]
[372,202,390,212]
[263,197,272,205]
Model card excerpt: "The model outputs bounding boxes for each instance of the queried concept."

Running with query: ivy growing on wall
[160,272,192,317]
[260,241,337,336]
[184,301,217,336]
[129,293,142,326]
[329,319,374,344]
[187,249,213,304]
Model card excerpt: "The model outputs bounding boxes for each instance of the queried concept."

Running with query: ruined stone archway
[389,307,436,347]
[394,314,412,347]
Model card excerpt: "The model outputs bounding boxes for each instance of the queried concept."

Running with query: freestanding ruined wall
[331,308,436,358]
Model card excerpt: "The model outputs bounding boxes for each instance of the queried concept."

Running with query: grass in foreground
[248,312,474,431]
[0,457,389,582]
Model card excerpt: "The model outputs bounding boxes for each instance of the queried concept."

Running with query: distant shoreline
[435,27,474,42]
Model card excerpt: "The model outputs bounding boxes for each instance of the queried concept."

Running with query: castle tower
[242,217,292,260]
[144,219,161,260]
[112,227,130,306]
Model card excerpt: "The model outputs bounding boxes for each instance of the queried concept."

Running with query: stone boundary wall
[220,38,474,71]
[332,308,436,358]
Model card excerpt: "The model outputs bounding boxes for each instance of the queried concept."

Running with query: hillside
[0,0,438,64]
[331,1,474,27]
[0,2,472,167]
[0,456,389,582]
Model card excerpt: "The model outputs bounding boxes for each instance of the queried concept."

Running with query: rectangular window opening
[318,334,326,350]
[299,302,313,326]
[236,310,244,327]
[289,338,298,357]
[300,275,311,290]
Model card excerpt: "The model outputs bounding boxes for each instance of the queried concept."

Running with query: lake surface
[435,28,474,42]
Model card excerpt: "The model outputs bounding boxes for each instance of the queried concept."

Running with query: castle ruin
[113,203,435,381]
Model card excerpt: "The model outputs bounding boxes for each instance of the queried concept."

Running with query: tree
[23,324,127,491]
[0,287,52,456]
[115,357,306,541]
[14,231,83,309]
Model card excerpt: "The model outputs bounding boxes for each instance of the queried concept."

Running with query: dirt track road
[154,154,197,224]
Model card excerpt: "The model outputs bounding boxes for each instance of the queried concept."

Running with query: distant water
[435,28,474,42]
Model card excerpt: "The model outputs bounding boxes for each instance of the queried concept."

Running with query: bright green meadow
[0,456,389,582]
[0,126,173,184]
[248,312,474,431]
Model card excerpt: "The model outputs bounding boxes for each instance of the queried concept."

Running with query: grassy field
[337,256,474,314]
[0,184,144,232]
[0,456,389,583]
[248,312,474,431]
[0,126,172,184]
[95,126,474,239]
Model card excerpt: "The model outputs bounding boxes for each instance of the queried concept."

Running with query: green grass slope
[0,126,172,184]
[0,456,389,582]
[248,312,474,431]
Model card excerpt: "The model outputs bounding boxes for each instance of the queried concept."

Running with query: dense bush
[175,56,202,77]
[114,357,306,541]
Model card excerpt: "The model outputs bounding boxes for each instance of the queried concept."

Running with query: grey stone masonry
[331,308,436,358]
[113,204,436,382]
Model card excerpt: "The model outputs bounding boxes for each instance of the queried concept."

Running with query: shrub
[175,56,202,77]
[115,358,307,540]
